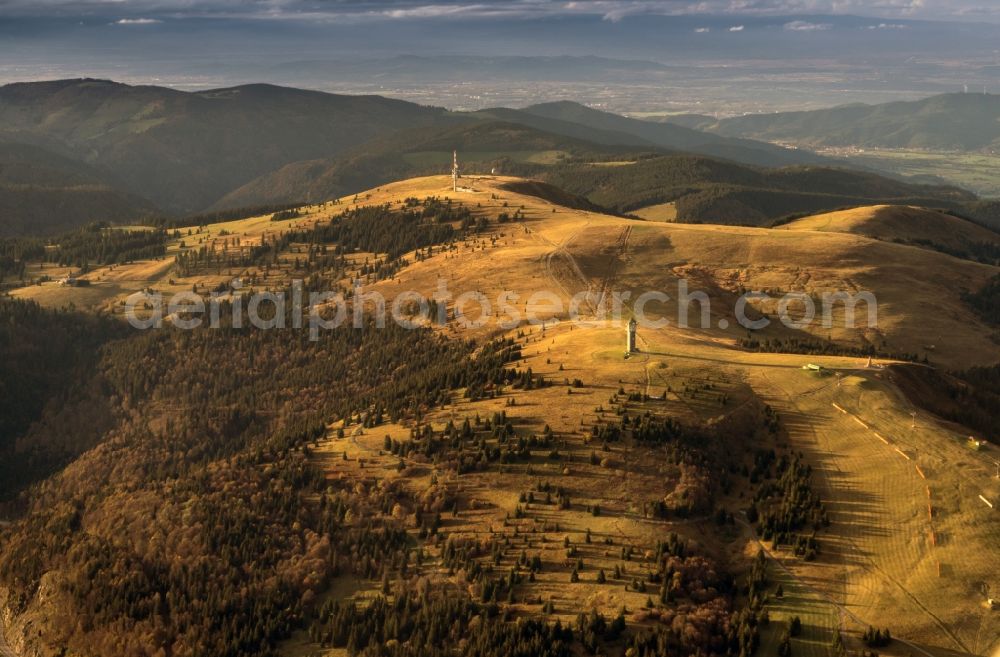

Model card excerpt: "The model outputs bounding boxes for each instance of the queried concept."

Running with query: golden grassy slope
[353,177,997,370]
[11,177,998,369]
[631,202,678,222]
[779,205,1000,251]
[9,174,999,656]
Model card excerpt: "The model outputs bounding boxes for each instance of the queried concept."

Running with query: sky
[0,0,998,23]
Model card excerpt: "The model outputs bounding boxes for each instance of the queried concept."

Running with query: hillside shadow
[640,349,804,369]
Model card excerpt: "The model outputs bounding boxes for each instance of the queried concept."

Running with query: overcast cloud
[1,0,998,23]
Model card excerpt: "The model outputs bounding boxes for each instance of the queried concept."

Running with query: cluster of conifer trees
[862,625,893,647]
[48,223,167,267]
[894,237,1000,267]
[747,454,828,559]
[0,237,45,284]
[737,337,921,363]
[311,594,573,657]
[284,200,468,262]
[175,199,479,284]
[383,410,557,474]
[964,274,1000,325]
[305,531,767,657]
[0,298,124,497]
[1,225,167,282]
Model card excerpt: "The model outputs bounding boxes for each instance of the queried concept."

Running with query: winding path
[533,221,594,312]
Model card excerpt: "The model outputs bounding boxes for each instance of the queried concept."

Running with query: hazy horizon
[4,5,1000,114]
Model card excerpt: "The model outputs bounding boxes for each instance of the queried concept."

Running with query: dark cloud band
[0,0,996,22]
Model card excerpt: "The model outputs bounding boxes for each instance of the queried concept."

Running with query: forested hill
[0,79,456,216]
[536,155,976,226]
[682,93,1000,151]
[0,142,156,236]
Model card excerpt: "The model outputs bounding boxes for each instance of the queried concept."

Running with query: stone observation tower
[452,150,459,192]
[626,318,638,354]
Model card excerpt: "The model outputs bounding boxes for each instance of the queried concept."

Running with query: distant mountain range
[0,79,993,236]
[672,93,1000,151]
[0,79,449,221]
[502,101,830,167]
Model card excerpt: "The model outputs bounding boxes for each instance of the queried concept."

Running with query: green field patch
[845,149,1000,197]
